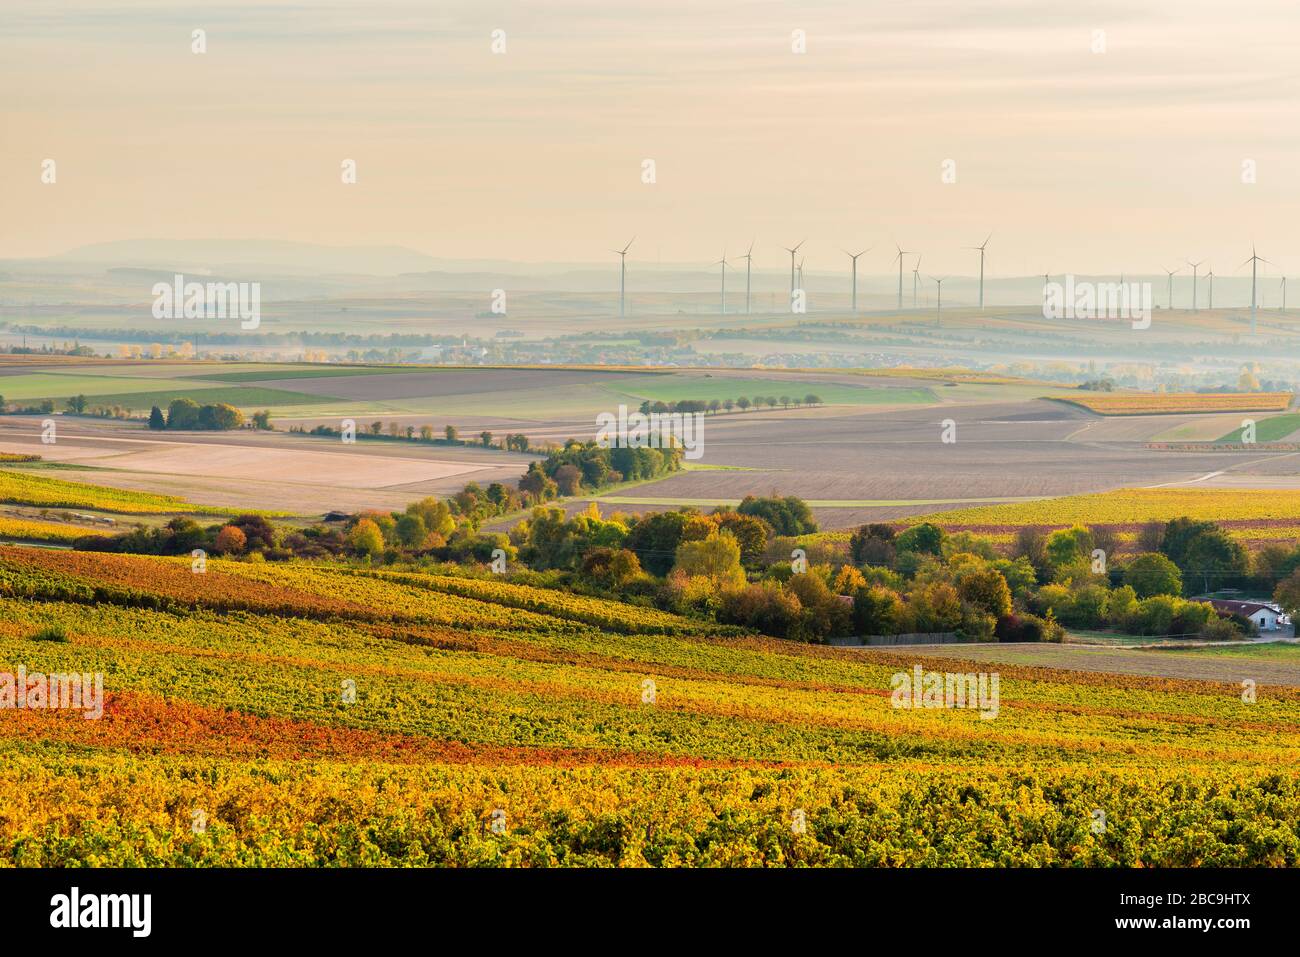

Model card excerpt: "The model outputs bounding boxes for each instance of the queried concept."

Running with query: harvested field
[0,417,531,515]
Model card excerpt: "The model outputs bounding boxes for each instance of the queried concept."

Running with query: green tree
[65,394,88,414]
[1123,552,1183,598]
[394,513,428,548]
[198,403,244,430]
[713,511,769,565]
[348,518,384,557]
[405,498,456,537]
[853,585,904,636]
[895,522,945,557]
[624,510,690,575]
[1045,525,1093,569]
[673,531,745,587]
[737,495,817,536]
[148,406,166,430]
[955,567,1012,618]
[166,397,201,430]
[1273,569,1300,619]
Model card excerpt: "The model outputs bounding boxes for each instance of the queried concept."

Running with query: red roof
[1207,599,1277,617]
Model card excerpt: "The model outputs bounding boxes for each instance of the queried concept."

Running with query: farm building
[1206,599,1281,631]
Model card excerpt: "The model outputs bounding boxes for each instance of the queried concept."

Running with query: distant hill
[41,239,442,277]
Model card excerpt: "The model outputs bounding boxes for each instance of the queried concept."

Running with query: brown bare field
[0,417,531,515]
[589,399,1300,526]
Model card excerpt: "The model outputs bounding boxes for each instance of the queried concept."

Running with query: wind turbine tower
[930,276,947,326]
[1187,260,1203,311]
[716,251,728,315]
[893,245,911,310]
[614,237,634,318]
[741,241,754,315]
[845,248,868,314]
[784,240,805,304]
[1241,246,1267,335]
[967,233,991,309]
[1163,267,1178,310]
[912,256,922,308]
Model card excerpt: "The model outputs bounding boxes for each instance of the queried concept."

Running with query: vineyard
[902,487,1300,549]
[1,545,1298,866]
[0,517,89,544]
[0,469,285,517]
[1053,392,1293,415]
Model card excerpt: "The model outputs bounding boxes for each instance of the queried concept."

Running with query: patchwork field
[2,546,1298,866]
[7,360,1300,528]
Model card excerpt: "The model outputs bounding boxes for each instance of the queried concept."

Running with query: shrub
[30,623,69,643]
[215,525,247,555]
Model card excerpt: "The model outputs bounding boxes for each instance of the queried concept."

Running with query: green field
[1215,413,1300,443]
[72,385,342,412]
[607,374,935,406]
[1154,641,1300,660]
[0,373,207,401]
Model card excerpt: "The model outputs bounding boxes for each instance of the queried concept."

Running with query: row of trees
[637,394,823,416]
[291,420,516,448]
[0,395,55,415]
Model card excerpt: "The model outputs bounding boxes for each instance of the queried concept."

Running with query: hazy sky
[4,0,1300,276]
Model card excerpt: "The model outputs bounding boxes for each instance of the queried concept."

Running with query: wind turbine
[613,237,634,318]
[1187,260,1203,311]
[797,257,805,296]
[741,240,755,315]
[930,276,947,326]
[893,245,911,310]
[1163,267,1178,310]
[1207,268,1214,309]
[912,256,922,308]
[1241,246,1268,335]
[1282,277,1288,312]
[715,250,728,315]
[844,248,869,314]
[966,233,991,309]
[784,240,805,301]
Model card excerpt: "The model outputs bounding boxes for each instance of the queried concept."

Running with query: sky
[4,0,1300,277]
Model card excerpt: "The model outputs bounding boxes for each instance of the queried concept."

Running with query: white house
[1208,599,1281,631]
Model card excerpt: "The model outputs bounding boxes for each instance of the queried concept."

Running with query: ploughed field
[598,400,1300,527]
[2,545,1298,866]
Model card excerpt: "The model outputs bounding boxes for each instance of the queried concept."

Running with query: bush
[30,623,69,643]
[737,495,817,536]
[995,612,1063,643]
